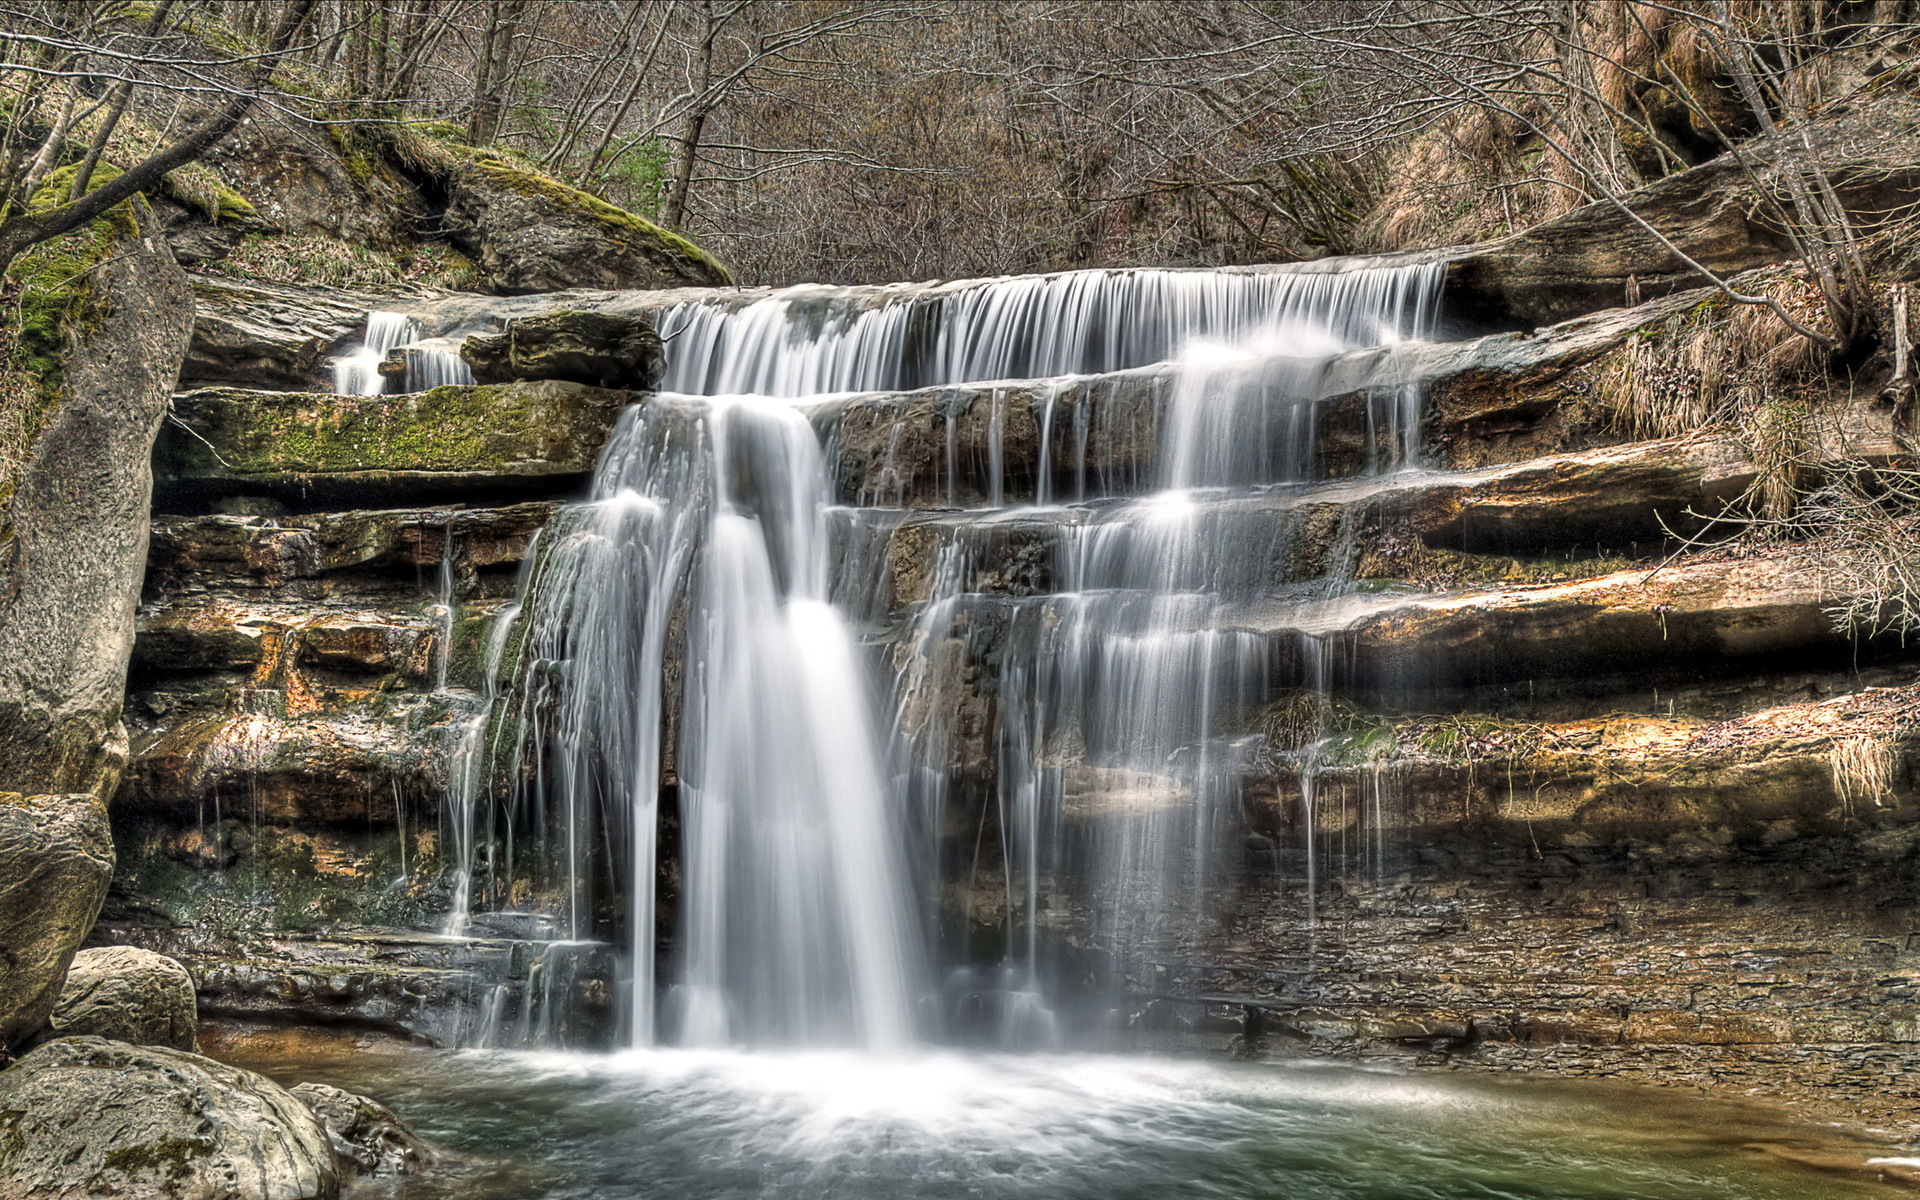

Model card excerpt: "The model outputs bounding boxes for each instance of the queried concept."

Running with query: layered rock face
[83,93,1920,1136]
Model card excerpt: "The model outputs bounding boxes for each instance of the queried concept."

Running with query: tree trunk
[469,0,527,146]
[662,3,718,230]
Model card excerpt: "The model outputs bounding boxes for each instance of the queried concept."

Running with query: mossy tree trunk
[0,203,194,796]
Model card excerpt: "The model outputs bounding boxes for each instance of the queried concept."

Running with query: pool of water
[233,1040,1913,1199]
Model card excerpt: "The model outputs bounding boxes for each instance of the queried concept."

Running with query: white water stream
[425,262,1444,1049]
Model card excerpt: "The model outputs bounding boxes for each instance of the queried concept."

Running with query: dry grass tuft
[1829,733,1896,811]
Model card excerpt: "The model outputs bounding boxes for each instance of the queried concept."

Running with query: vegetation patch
[213,232,482,291]
[162,383,619,479]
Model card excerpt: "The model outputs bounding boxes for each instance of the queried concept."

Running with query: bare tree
[0,0,318,269]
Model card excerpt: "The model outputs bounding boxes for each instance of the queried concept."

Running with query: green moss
[160,165,254,222]
[326,120,386,186]
[102,1135,216,1178]
[162,383,618,480]
[466,152,733,283]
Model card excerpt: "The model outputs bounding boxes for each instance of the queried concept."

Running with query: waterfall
[658,265,1440,397]
[448,259,1445,1051]
[331,313,475,395]
[333,312,417,396]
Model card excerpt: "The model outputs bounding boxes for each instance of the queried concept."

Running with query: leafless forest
[0,0,1911,286]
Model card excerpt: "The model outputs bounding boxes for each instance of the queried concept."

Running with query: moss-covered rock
[155,381,634,504]
[443,152,732,293]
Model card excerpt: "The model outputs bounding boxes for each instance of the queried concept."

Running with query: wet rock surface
[291,1080,438,1177]
[47,945,198,1051]
[184,275,420,391]
[462,308,664,389]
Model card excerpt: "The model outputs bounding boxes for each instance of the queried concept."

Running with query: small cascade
[391,340,477,392]
[332,313,474,395]
[446,257,1446,1052]
[659,264,1440,397]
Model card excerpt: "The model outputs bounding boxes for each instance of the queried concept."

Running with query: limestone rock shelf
[156,382,633,506]
[1248,674,1920,849]
[185,275,431,391]
[876,436,1758,610]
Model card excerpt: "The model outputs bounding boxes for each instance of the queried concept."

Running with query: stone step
[184,275,438,392]
[155,382,633,507]
[1245,551,1852,691]
[875,436,1758,610]
[1246,677,1920,855]
[119,702,458,825]
[148,502,553,588]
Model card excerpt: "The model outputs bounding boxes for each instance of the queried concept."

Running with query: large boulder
[0,1036,338,1199]
[444,153,731,293]
[0,793,112,1052]
[47,945,198,1051]
[462,309,664,389]
[290,1082,437,1177]
[155,380,635,506]
[0,204,195,795]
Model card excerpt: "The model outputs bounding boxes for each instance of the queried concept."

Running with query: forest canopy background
[0,0,1910,286]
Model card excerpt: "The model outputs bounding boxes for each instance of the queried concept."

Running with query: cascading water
[332,312,475,395]
[449,261,1444,1051]
[658,264,1436,397]
[333,312,417,396]
[451,394,919,1049]
[884,267,1442,1026]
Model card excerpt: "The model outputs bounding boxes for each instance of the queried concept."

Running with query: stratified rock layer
[156,381,632,505]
